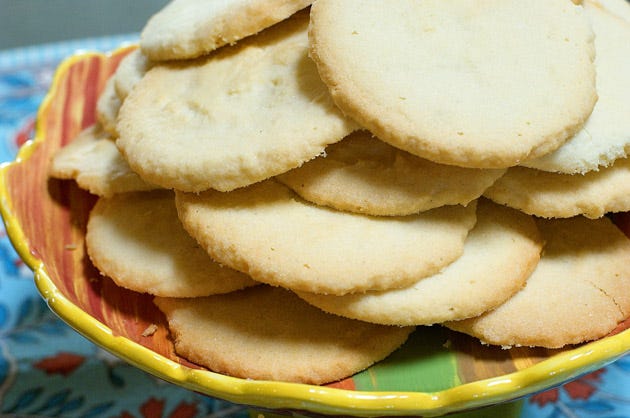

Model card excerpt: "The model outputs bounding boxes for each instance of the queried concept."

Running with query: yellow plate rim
[1,48,629,417]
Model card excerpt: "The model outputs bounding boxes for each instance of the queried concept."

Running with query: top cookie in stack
[309,0,597,169]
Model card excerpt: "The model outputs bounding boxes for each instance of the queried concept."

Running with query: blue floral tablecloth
[1,36,629,418]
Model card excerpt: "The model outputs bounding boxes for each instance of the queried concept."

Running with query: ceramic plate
[2,47,630,417]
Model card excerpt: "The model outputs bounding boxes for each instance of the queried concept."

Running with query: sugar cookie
[277,131,505,216]
[484,158,630,219]
[447,215,630,348]
[309,0,597,168]
[175,180,477,295]
[296,199,542,325]
[119,11,357,192]
[86,190,258,297]
[95,76,121,138]
[522,1,630,173]
[113,48,153,101]
[154,286,414,384]
[49,125,156,197]
[140,0,312,60]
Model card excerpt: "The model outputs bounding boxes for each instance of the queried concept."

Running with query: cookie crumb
[142,324,158,337]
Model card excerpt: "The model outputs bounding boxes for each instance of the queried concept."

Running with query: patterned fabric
[0,36,629,418]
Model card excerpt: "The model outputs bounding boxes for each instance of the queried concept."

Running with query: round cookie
[296,199,542,325]
[483,158,630,219]
[309,0,597,168]
[522,1,630,174]
[446,215,630,348]
[113,49,153,101]
[118,11,357,192]
[154,286,414,384]
[95,76,121,138]
[175,180,478,295]
[277,130,505,216]
[140,0,312,60]
[49,125,157,197]
[86,190,258,297]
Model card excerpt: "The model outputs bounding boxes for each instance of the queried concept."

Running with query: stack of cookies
[49,0,630,384]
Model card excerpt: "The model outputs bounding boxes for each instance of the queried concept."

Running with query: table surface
[1,36,630,418]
